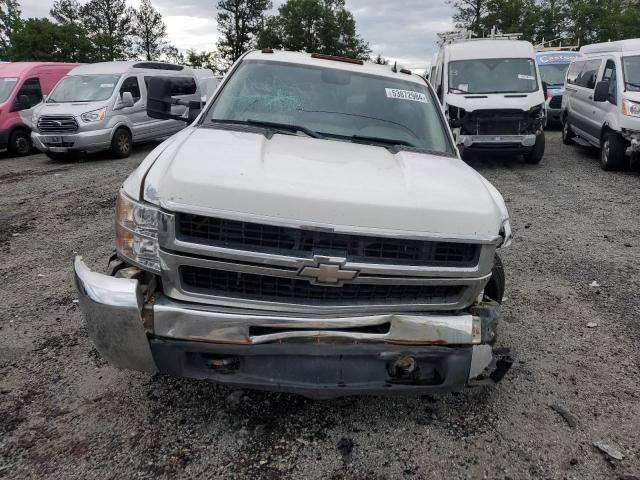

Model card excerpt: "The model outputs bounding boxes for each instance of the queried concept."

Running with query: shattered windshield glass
[448,58,539,94]
[204,59,453,154]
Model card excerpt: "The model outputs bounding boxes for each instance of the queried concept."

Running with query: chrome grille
[37,115,79,133]
[180,266,464,306]
[176,214,479,267]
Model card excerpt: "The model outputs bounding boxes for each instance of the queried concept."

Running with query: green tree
[8,18,94,62]
[447,0,488,32]
[133,0,168,60]
[257,0,370,60]
[50,0,83,24]
[479,0,540,42]
[372,53,388,65]
[82,0,134,61]
[187,49,223,73]
[0,0,21,55]
[216,0,272,68]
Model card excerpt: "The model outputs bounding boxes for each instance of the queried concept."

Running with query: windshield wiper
[211,119,325,139]
[625,81,640,89]
[351,135,416,149]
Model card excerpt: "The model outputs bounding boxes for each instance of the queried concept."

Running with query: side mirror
[121,91,135,108]
[147,76,199,123]
[593,81,609,102]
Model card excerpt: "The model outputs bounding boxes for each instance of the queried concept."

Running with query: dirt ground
[1,132,639,480]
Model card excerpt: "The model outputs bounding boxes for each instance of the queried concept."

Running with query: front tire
[484,254,505,304]
[8,130,32,156]
[523,132,545,164]
[600,130,627,171]
[562,119,574,145]
[110,128,132,158]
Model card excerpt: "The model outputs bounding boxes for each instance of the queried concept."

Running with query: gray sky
[19,0,454,68]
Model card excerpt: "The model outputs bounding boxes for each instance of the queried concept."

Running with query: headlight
[622,99,640,117]
[115,190,160,273]
[81,107,106,123]
[31,111,38,127]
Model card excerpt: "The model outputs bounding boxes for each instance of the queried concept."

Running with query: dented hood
[133,127,506,240]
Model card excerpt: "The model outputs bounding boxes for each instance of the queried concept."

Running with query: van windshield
[539,64,570,86]
[204,60,453,155]
[47,74,121,103]
[0,77,17,103]
[448,58,538,94]
[622,55,640,91]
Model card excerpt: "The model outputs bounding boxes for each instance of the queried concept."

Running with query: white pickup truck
[74,50,513,397]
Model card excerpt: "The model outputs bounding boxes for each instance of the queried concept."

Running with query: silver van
[31,61,200,159]
[562,40,640,170]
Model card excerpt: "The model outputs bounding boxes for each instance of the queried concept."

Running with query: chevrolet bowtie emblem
[298,262,359,285]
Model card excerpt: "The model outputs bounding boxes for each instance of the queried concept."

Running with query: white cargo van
[562,39,640,170]
[31,61,201,160]
[432,36,547,163]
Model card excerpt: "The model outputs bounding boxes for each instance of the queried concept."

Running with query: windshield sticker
[518,74,535,81]
[458,84,469,92]
[100,83,114,88]
[385,88,428,103]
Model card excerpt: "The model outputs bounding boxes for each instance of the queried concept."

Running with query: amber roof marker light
[311,53,364,65]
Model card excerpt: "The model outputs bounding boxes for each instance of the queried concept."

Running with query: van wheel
[484,254,505,304]
[600,130,627,171]
[110,128,132,158]
[523,132,545,164]
[8,130,32,156]
[562,120,575,145]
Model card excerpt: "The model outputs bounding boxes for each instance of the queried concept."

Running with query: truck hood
[445,91,545,111]
[137,127,507,241]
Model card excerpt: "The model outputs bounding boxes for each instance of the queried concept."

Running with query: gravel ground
[1,132,639,480]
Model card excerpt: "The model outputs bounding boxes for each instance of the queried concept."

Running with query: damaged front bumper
[74,257,512,397]
[457,133,537,150]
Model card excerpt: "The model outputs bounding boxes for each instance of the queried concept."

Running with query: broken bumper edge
[74,257,158,373]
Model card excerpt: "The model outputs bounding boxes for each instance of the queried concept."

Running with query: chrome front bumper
[74,257,509,394]
[32,128,112,153]
[458,134,537,148]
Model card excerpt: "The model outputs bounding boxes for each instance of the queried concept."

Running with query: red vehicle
[0,62,79,156]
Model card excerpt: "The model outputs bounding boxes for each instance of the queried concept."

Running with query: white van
[562,39,640,170]
[432,37,547,163]
[31,61,200,160]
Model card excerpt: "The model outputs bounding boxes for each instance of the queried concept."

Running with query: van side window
[602,59,617,104]
[576,59,601,89]
[144,76,198,96]
[14,78,42,110]
[120,76,141,102]
[566,61,582,85]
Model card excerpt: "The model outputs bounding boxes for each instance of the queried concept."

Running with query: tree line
[0,0,370,72]
[449,0,640,46]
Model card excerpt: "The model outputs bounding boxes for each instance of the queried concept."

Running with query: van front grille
[37,115,79,133]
